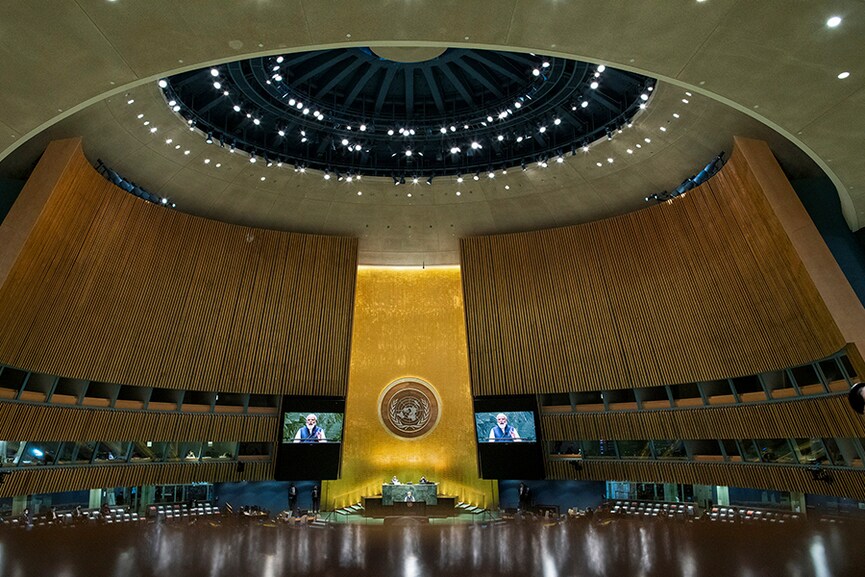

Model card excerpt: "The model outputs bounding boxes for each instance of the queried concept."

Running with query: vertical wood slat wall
[0,140,357,396]
[541,394,865,441]
[0,461,274,497]
[546,459,865,501]
[0,403,278,442]
[461,143,845,396]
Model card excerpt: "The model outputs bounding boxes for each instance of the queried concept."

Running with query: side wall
[0,139,357,395]
[461,141,846,396]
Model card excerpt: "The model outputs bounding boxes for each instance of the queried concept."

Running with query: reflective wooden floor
[2,517,863,576]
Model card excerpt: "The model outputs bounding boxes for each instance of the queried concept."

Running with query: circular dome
[161,48,654,179]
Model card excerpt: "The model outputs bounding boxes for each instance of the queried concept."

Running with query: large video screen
[274,396,345,480]
[282,412,344,443]
[475,411,537,443]
[474,396,544,479]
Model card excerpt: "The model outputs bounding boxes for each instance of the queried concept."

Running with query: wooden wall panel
[0,401,277,441]
[0,461,273,498]
[541,394,865,441]
[547,459,865,501]
[0,139,357,395]
[461,142,844,395]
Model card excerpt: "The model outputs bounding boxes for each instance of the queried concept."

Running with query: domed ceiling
[162,48,653,179]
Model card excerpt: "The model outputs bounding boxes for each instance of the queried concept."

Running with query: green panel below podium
[362,496,457,518]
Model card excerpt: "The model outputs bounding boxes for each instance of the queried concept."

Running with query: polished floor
[2,516,863,576]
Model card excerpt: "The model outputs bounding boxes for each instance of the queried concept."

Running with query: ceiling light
[838,71,850,79]
[387,129,395,136]
[471,141,481,149]
[539,126,546,133]
[253,118,261,125]
[412,176,419,184]
[276,56,284,63]
[360,124,367,131]
[323,170,331,180]
[532,68,540,76]
[473,172,480,181]
[556,156,564,163]
[213,81,221,90]
[487,116,494,122]
[426,176,433,185]
[440,127,447,134]
[827,16,842,28]
[158,79,168,88]
[457,175,464,183]
[450,146,461,154]
[210,68,220,77]
[127,99,134,105]
[597,65,606,72]
[514,101,522,108]
[249,155,257,163]
[205,133,213,144]
[590,80,599,89]
[405,149,413,157]
[288,98,296,106]
[640,93,649,101]
[204,158,211,164]
[516,136,524,143]
[487,170,495,178]
[497,135,504,141]
[278,129,285,137]
[233,105,241,112]
[341,138,349,146]
[456,191,461,196]
[553,118,561,125]
[581,101,589,108]
[450,125,456,132]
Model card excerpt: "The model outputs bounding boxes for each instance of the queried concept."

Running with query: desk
[381,483,438,505]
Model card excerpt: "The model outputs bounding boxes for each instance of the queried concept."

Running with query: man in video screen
[488,413,521,442]
[294,413,326,442]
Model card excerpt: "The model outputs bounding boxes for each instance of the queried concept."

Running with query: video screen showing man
[294,414,326,442]
[489,413,521,442]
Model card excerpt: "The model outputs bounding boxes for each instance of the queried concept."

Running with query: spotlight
[457,174,464,183]
[399,176,406,185]
[426,176,433,185]
[324,169,331,180]
[205,133,213,144]
[393,175,400,186]
[412,176,419,184]
[487,169,495,179]
[473,172,480,181]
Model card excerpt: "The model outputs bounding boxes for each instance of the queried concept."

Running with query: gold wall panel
[461,143,845,395]
[324,267,496,510]
[547,459,865,501]
[0,139,356,395]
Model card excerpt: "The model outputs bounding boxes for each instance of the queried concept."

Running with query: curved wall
[0,139,357,395]
[461,142,845,396]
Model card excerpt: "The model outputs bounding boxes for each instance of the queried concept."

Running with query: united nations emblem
[379,378,441,439]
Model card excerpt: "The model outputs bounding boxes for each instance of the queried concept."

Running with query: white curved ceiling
[0,1,860,264]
